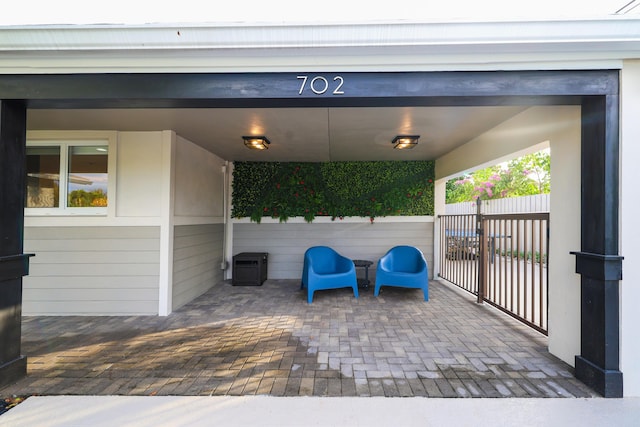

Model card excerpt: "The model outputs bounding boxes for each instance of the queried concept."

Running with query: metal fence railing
[439,212,549,335]
[439,214,479,294]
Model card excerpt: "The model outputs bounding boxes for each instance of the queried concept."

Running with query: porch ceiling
[26,105,528,162]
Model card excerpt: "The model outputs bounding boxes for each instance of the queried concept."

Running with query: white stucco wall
[620,60,640,397]
[546,109,581,367]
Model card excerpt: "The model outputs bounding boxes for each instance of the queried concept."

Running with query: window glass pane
[67,146,108,207]
[26,146,60,208]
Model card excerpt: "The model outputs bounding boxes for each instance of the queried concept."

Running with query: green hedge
[232,161,435,223]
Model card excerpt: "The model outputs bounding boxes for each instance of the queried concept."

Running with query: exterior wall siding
[23,226,161,315]
[232,219,434,282]
[172,224,224,310]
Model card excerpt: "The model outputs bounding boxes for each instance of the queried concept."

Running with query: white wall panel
[232,219,434,281]
[116,131,164,217]
[174,136,226,218]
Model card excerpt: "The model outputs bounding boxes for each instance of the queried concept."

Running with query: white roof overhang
[0,17,639,73]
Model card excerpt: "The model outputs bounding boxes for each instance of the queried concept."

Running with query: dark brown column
[0,100,32,388]
[572,94,624,397]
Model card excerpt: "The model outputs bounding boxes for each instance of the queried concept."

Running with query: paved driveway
[1,280,595,398]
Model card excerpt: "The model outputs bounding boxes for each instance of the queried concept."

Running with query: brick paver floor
[1,280,596,398]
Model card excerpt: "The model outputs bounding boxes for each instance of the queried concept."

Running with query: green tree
[446,150,550,203]
[505,151,550,195]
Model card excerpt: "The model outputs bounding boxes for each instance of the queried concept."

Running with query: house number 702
[297,75,345,95]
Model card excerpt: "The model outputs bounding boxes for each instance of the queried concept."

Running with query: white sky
[0,0,637,26]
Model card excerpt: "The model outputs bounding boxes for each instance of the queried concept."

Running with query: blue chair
[301,246,359,304]
[374,246,429,301]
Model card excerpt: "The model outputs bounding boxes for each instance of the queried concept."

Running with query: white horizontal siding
[25,250,160,264]
[23,288,157,301]
[232,220,434,281]
[23,226,161,315]
[24,239,159,251]
[24,301,159,315]
[172,224,224,310]
[24,276,159,289]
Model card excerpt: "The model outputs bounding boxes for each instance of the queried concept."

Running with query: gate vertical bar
[539,218,545,327]
[476,198,485,303]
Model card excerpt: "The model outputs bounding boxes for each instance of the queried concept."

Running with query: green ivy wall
[232,161,435,223]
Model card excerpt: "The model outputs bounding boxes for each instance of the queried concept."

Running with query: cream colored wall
[547,109,581,366]
[116,131,165,217]
[434,106,581,367]
[174,136,226,219]
[620,60,640,397]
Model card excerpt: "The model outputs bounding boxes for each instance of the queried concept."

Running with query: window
[26,141,109,213]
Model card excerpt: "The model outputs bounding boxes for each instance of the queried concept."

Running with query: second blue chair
[374,245,429,301]
[301,246,359,304]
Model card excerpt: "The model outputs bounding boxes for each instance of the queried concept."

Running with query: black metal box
[232,252,268,286]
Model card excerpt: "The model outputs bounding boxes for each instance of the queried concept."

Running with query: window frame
[25,138,113,216]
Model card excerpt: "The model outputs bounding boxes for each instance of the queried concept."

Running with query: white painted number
[333,76,344,95]
[297,75,345,95]
[310,76,329,94]
[297,75,308,95]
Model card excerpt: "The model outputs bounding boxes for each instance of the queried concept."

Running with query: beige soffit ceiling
[27,106,529,162]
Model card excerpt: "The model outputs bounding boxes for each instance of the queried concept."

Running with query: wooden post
[0,100,31,388]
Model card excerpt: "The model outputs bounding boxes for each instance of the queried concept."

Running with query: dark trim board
[0,70,623,396]
[0,70,617,108]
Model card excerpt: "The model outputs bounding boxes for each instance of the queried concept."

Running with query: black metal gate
[439,209,549,334]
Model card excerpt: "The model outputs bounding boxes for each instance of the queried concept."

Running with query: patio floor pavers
[0,279,597,398]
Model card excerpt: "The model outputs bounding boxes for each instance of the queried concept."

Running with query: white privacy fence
[445,194,550,215]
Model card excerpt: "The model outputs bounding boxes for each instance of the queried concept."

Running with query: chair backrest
[305,246,341,274]
[381,245,425,273]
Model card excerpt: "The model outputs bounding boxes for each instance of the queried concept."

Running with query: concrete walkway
[1,279,593,398]
[2,395,640,427]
